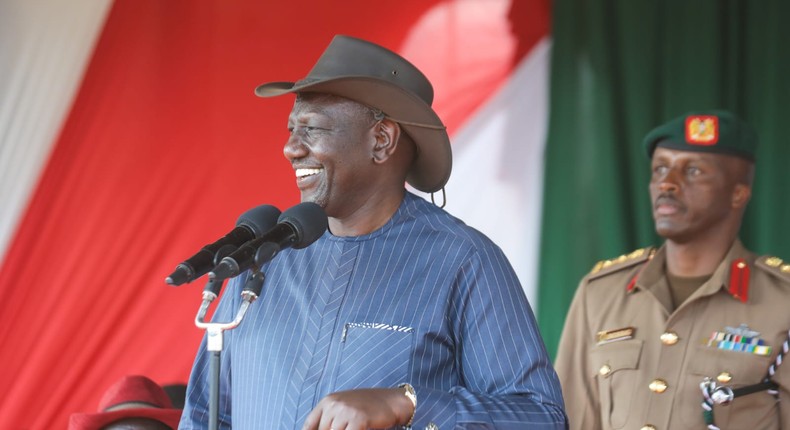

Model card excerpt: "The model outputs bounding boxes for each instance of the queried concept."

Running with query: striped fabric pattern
[180,192,566,430]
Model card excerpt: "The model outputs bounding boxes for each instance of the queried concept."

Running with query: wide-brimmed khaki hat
[255,35,452,193]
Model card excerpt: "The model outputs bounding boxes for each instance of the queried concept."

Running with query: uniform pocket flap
[590,339,644,377]
[687,345,772,385]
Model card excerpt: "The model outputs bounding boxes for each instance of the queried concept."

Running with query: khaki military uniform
[556,239,790,430]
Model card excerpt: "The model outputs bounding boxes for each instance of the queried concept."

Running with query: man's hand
[302,387,415,430]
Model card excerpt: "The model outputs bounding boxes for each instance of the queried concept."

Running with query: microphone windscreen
[237,205,282,236]
[279,202,327,249]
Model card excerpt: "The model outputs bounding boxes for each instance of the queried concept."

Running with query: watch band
[398,382,417,428]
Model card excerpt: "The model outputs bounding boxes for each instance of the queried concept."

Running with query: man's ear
[732,183,752,209]
[371,118,401,164]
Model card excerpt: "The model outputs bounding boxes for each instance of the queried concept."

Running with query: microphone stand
[194,270,265,430]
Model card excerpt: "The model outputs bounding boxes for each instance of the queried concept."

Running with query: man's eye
[288,126,320,135]
[653,165,667,175]
[687,166,701,175]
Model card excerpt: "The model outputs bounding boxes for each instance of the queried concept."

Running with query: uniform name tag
[597,327,635,345]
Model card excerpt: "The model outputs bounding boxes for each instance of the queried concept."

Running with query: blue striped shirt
[180,192,567,429]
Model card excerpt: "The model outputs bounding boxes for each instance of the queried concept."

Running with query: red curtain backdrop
[0,0,547,427]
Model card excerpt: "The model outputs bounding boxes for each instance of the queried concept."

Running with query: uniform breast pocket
[681,345,775,428]
[332,322,415,391]
[590,339,643,430]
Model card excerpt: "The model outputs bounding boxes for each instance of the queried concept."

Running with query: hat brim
[652,138,755,161]
[256,77,451,193]
[68,408,182,429]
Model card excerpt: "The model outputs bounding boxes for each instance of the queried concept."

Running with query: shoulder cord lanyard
[700,328,789,429]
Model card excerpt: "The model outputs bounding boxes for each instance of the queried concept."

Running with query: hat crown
[302,35,434,105]
[98,375,174,412]
[643,109,758,161]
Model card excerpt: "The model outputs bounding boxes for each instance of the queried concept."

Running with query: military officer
[555,110,790,430]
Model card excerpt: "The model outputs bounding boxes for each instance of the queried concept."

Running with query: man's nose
[283,134,307,160]
[658,169,680,192]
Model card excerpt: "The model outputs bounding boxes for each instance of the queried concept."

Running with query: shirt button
[660,331,679,345]
[424,423,439,430]
[717,372,733,383]
[599,364,612,377]
[640,425,657,430]
[649,379,668,393]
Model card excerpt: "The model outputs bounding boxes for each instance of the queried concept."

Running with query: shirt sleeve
[554,278,601,430]
[412,245,568,430]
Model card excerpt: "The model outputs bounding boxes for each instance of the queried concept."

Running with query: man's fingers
[302,406,321,430]
[328,418,350,430]
[304,388,404,430]
[345,418,366,430]
[317,412,334,430]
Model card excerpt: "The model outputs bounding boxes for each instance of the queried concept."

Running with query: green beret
[643,110,758,161]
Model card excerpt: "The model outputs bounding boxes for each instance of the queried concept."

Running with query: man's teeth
[296,168,323,178]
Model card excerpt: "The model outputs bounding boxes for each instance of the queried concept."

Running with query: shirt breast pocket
[332,322,415,391]
[590,339,643,430]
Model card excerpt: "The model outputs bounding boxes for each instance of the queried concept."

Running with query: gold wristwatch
[398,382,417,428]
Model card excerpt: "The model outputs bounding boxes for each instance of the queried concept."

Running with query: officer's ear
[731,183,751,209]
[730,159,754,210]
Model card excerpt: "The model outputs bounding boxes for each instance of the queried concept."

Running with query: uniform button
[599,364,612,377]
[640,425,657,430]
[424,423,439,430]
[717,372,733,383]
[649,379,668,393]
[660,331,679,345]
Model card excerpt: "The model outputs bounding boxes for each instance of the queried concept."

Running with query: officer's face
[284,93,379,218]
[649,147,751,243]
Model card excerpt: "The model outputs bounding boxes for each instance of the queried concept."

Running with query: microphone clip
[195,269,265,351]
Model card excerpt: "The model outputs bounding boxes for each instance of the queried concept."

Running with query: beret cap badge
[685,115,719,146]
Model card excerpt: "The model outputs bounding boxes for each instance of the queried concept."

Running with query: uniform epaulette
[588,247,655,281]
[755,255,790,283]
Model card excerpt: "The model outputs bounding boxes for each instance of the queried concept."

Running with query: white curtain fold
[0,0,112,259]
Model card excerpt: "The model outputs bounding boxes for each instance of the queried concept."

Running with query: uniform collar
[633,239,755,304]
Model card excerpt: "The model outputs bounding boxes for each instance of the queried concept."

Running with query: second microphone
[208,202,328,281]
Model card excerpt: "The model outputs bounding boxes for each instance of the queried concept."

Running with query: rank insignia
[756,255,790,282]
[705,324,772,356]
[589,247,655,281]
[728,259,750,302]
[597,327,635,345]
[686,115,719,145]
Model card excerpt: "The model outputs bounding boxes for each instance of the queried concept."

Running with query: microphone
[165,205,282,286]
[208,202,327,281]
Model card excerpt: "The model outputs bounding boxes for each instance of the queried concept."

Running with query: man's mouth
[295,168,323,179]
[654,195,682,215]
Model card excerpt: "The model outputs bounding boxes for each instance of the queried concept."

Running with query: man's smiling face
[284,93,380,218]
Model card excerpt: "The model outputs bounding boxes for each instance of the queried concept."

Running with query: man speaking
[179,35,566,430]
